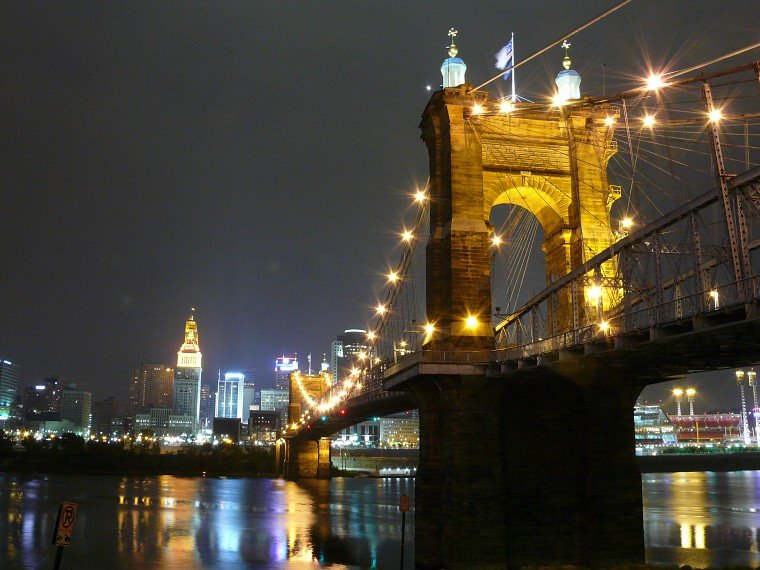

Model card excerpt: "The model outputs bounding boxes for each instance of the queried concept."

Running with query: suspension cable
[470,0,635,92]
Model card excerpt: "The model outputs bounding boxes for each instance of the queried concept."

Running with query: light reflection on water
[0,474,414,569]
[643,470,760,568]
[3,471,760,568]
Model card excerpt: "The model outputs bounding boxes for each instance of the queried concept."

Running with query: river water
[1,471,759,569]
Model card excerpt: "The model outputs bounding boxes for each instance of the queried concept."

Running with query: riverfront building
[379,411,420,448]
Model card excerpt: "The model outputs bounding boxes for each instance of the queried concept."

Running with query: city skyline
[1,2,758,409]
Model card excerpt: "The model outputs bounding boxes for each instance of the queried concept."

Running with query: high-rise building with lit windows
[275,356,298,391]
[172,309,202,430]
[330,329,367,385]
[0,359,20,423]
[216,372,244,419]
[127,364,174,414]
[61,388,92,435]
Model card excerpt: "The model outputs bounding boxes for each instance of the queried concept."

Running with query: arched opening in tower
[489,203,546,328]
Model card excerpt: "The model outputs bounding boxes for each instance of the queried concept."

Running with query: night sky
[1,2,758,410]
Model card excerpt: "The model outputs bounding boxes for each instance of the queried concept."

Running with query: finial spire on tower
[561,40,572,70]
[447,27,459,58]
[555,40,581,100]
[441,27,466,88]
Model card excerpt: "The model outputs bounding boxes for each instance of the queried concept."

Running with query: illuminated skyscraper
[199,383,214,429]
[0,359,20,423]
[172,309,202,430]
[216,372,244,419]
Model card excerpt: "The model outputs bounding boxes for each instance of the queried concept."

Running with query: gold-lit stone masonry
[421,84,619,349]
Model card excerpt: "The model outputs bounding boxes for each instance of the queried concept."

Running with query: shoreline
[637,451,760,473]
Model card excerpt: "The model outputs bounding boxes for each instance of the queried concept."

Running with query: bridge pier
[284,436,332,479]
[409,371,645,569]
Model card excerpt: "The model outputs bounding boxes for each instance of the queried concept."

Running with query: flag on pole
[495,38,514,79]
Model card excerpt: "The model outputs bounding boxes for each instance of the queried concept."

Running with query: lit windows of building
[172,309,202,432]
[260,389,289,424]
[330,329,367,386]
[275,356,298,391]
[60,389,92,436]
[216,372,244,419]
[0,359,20,426]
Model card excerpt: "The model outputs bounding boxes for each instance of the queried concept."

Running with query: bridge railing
[495,276,760,363]
[495,167,760,361]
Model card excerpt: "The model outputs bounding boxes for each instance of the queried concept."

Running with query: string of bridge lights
[291,187,435,430]
[290,59,760,432]
[469,70,742,127]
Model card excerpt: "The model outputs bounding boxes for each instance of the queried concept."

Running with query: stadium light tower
[736,370,752,445]
[748,369,759,446]
[672,388,684,416]
[686,388,696,416]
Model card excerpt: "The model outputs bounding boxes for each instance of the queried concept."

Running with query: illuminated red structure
[669,414,742,442]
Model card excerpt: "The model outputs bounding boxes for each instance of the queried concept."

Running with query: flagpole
[511,32,516,101]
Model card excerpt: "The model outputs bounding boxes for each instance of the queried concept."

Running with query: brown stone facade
[421,87,620,340]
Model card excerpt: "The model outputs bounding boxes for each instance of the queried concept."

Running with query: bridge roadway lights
[283,436,332,480]
[406,370,646,569]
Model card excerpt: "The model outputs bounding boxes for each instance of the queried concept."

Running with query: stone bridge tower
[421,54,619,349]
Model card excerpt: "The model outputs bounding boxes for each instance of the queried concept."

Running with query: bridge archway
[420,85,619,349]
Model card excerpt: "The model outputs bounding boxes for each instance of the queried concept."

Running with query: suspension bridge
[280,56,760,568]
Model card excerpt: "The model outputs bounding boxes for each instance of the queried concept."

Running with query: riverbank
[0,442,276,477]
[638,451,760,473]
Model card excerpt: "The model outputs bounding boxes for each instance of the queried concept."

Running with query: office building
[0,359,20,423]
[91,396,119,436]
[60,389,92,435]
[260,388,289,424]
[249,410,280,444]
[337,419,380,447]
[379,411,420,448]
[275,355,298,391]
[199,383,215,429]
[172,309,202,431]
[213,417,242,443]
[127,364,174,415]
[23,376,72,417]
[330,329,366,385]
[216,372,244,419]
[242,371,255,423]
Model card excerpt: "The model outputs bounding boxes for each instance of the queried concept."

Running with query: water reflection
[0,474,414,569]
[644,470,760,568]
[6,471,760,568]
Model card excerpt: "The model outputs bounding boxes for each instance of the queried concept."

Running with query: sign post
[399,494,410,570]
[51,501,77,570]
